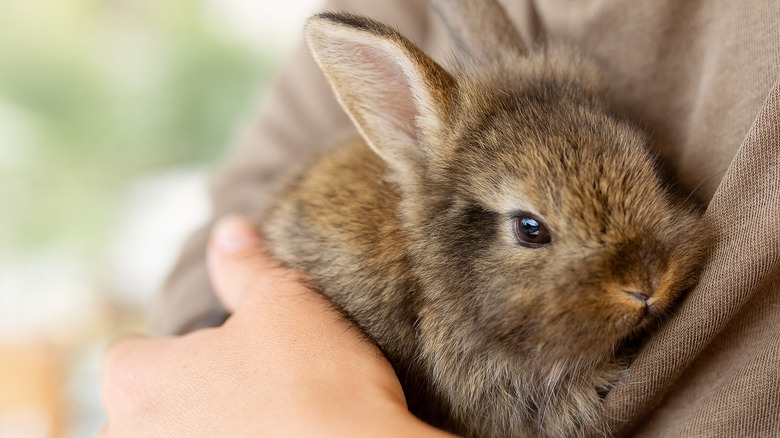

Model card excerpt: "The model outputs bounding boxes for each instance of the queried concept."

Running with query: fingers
[207,215,305,312]
[101,334,155,425]
[207,215,263,311]
[101,330,223,437]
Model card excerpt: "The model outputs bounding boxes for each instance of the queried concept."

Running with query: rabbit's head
[304,1,708,369]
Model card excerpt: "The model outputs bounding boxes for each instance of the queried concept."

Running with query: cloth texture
[155,0,780,435]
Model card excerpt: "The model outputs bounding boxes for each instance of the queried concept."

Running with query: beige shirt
[156,1,780,436]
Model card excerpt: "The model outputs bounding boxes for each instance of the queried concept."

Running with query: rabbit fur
[260,1,709,436]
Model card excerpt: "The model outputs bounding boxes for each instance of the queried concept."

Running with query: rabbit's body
[261,3,708,437]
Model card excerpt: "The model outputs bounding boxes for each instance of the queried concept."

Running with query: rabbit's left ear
[305,13,455,176]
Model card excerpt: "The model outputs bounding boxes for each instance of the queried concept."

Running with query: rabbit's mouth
[620,287,666,326]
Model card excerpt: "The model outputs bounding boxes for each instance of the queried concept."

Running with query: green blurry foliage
[0,0,274,250]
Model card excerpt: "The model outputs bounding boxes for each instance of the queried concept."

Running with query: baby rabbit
[261,0,708,436]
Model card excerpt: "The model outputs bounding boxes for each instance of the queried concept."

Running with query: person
[101,0,780,436]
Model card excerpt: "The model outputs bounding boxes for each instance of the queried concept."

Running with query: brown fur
[260,2,710,437]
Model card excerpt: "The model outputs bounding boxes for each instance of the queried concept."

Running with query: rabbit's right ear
[431,0,526,64]
[305,13,455,177]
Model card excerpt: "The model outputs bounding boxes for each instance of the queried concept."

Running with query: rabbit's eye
[513,214,551,247]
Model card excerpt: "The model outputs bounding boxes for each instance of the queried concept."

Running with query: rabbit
[259,0,709,437]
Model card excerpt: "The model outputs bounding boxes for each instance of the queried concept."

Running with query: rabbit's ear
[305,13,455,175]
[431,0,526,63]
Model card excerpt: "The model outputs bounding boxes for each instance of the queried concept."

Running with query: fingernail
[213,215,260,254]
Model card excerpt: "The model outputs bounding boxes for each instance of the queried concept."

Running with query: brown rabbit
[260,1,709,436]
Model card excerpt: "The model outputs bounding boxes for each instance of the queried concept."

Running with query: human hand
[101,215,454,437]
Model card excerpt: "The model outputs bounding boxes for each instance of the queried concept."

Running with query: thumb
[207,215,300,312]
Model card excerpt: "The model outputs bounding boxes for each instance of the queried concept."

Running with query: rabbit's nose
[623,289,651,304]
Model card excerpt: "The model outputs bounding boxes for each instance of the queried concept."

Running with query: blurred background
[0,0,320,436]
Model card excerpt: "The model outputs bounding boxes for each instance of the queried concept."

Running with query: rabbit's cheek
[533,288,646,358]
